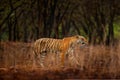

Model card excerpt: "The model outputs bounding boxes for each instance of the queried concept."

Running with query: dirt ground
[0,67,120,80]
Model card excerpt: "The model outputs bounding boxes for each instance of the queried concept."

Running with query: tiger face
[74,35,88,47]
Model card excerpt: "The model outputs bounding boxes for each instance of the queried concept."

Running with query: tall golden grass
[0,42,120,79]
[0,42,120,73]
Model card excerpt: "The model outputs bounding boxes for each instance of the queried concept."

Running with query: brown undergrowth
[0,42,120,79]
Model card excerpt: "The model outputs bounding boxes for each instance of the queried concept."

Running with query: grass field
[0,42,120,79]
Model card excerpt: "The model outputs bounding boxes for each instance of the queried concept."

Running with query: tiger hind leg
[39,51,47,67]
[32,51,41,67]
[34,52,41,67]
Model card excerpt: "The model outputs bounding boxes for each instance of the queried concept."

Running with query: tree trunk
[107,17,114,45]
[106,1,115,46]
[13,11,17,41]
[8,19,12,41]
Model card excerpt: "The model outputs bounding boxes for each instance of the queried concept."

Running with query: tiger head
[71,35,88,48]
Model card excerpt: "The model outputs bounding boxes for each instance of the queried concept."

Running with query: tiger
[32,35,88,67]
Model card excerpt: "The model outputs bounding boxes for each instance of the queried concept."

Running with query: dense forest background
[0,0,120,45]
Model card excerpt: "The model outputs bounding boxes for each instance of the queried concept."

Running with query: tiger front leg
[60,52,65,67]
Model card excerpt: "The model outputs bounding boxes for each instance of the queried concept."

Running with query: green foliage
[1,32,8,41]
[114,23,120,39]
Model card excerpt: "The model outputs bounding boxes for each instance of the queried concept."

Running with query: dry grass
[0,42,120,79]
